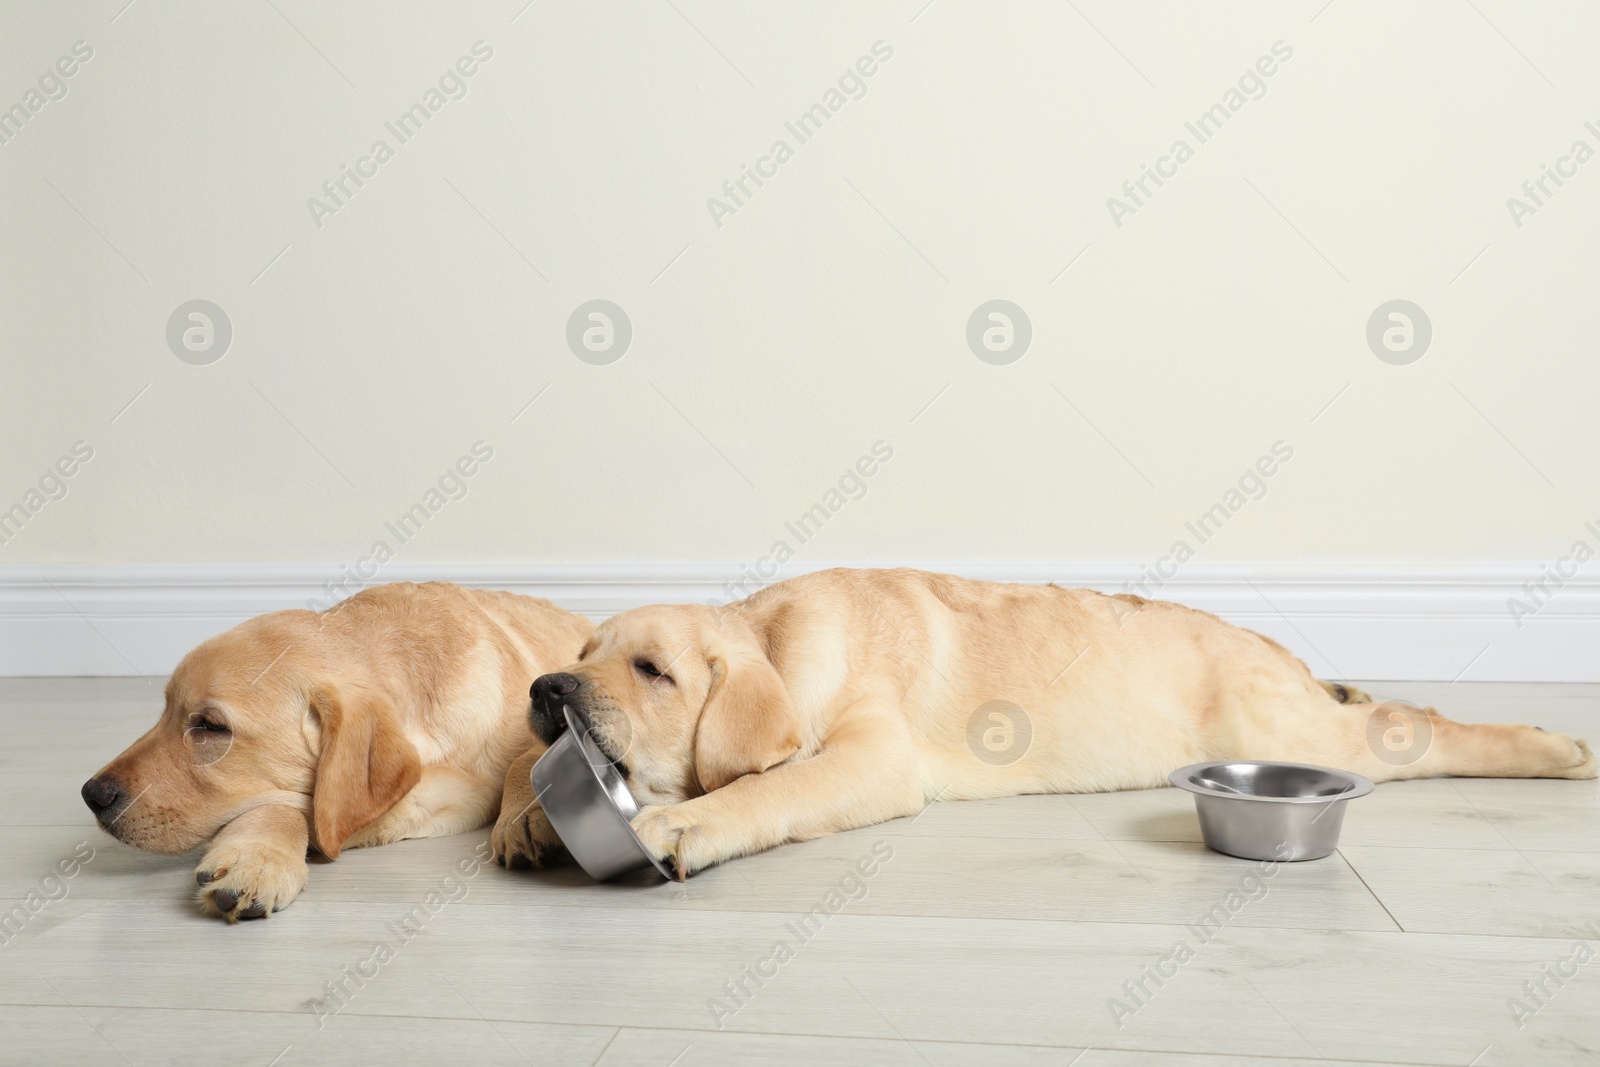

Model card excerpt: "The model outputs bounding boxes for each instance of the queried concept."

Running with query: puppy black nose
[532,673,581,701]
[81,776,122,818]
[529,673,581,745]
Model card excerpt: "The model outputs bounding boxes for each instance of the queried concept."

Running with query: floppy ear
[309,681,421,858]
[694,644,802,793]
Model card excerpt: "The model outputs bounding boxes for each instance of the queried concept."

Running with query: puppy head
[82,611,420,857]
[530,605,800,805]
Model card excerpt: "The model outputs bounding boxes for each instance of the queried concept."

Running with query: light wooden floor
[3,678,1598,1066]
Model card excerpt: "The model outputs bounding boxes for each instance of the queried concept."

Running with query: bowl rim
[557,705,673,880]
[1167,760,1375,804]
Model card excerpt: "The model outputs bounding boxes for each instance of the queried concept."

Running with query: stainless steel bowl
[1168,760,1374,861]
[531,706,671,881]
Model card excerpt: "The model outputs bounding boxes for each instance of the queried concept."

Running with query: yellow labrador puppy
[84,582,590,920]
[510,568,1596,878]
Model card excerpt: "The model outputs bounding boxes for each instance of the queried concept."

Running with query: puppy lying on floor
[83,582,590,920]
[508,567,1596,878]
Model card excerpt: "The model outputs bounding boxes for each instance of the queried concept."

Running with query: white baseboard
[0,563,1594,681]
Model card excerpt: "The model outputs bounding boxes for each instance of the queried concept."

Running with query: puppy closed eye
[634,659,674,684]
[187,715,231,735]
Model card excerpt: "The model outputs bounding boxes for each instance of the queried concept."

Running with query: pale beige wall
[3,0,1596,568]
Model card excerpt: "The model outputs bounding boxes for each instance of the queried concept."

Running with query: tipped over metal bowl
[1168,760,1374,861]
[531,706,671,881]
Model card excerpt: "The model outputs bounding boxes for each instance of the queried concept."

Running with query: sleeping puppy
[513,567,1596,878]
[83,582,590,920]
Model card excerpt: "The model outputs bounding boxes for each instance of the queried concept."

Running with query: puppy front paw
[194,840,308,922]
[491,803,564,870]
[631,804,723,880]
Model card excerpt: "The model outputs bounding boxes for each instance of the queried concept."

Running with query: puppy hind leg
[1341,702,1595,783]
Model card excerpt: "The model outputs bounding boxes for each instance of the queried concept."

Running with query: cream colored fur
[510,568,1596,878]
[86,582,590,920]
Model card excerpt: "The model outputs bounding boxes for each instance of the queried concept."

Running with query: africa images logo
[304,42,494,229]
[1106,41,1294,228]
[705,41,894,228]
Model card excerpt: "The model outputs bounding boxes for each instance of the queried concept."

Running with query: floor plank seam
[1335,848,1408,933]
[0,1001,1480,1066]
